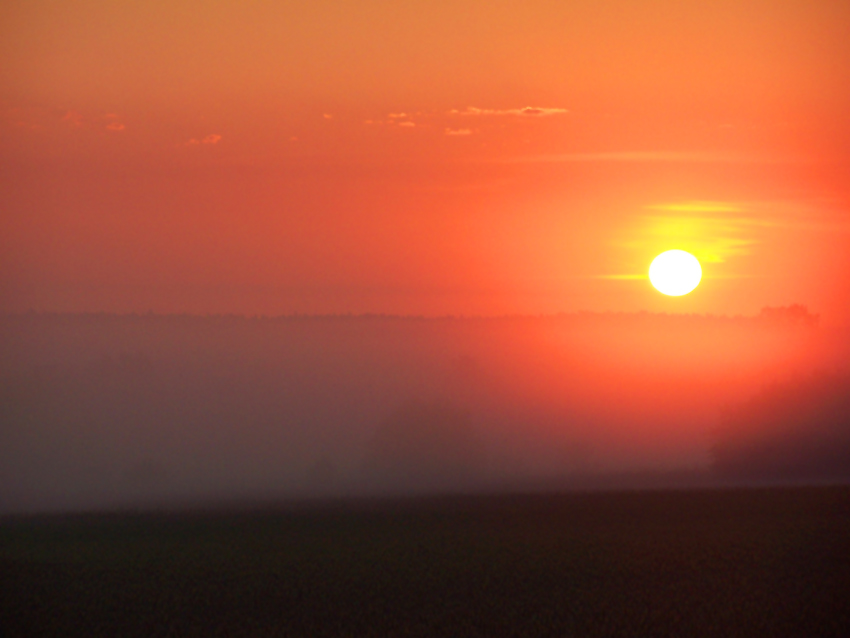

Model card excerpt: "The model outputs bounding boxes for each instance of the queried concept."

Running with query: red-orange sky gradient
[3,0,850,320]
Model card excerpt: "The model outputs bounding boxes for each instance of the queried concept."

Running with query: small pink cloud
[397,121,415,128]
[62,110,85,127]
[445,128,473,136]
[449,106,568,117]
[186,133,222,146]
[2,106,129,132]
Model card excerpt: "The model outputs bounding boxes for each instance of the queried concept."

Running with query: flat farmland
[2,487,849,637]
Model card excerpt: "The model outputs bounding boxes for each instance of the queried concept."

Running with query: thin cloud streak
[450,106,569,117]
[645,201,745,214]
[500,151,809,164]
[186,134,222,146]
[593,273,758,280]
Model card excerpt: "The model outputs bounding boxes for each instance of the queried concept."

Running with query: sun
[649,250,702,296]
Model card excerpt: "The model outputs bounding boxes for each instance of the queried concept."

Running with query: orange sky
[3,0,850,321]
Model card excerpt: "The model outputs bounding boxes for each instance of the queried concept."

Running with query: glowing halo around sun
[648,250,702,296]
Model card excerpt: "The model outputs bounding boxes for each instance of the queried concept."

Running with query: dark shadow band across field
[2,486,849,637]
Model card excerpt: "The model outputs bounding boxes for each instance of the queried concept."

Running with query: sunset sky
[3,0,850,321]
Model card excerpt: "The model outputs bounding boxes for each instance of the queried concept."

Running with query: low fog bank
[713,372,850,482]
[1,309,847,512]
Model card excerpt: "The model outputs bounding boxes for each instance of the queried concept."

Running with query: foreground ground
[2,487,849,637]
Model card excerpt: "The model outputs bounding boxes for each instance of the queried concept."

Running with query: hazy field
[5,312,847,512]
[2,487,849,637]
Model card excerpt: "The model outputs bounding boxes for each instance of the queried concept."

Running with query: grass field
[2,487,849,637]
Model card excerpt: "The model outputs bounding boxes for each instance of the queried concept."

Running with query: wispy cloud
[644,201,743,214]
[61,110,85,127]
[641,218,758,263]
[2,107,126,132]
[445,128,473,136]
[104,113,125,131]
[629,201,767,264]
[187,133,222,146]
[364,117,418,128]
[597,200,781,281]
[502,151,808,164]
[450,106,568,117]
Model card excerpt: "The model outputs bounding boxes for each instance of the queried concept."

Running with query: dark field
[2,487,849,637]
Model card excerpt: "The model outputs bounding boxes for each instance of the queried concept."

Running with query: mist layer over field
[1,309,848,512]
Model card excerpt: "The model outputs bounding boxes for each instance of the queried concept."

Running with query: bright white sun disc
[649,250,702,296]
